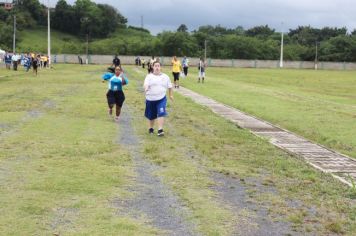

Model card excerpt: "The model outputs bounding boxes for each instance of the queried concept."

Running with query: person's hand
[169,95,174,101]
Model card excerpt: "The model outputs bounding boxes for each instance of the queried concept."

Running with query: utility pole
[204,39,207,62]
[80,17,89,64]
[279,22,284,68]
[86,33,89,64]
[47,0,51,67]
[13,14,16,53]
[12,0,17,53]
[314,41,318,70]
[141,15,144,28]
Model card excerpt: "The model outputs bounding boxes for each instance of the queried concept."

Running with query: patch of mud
[211,172,298,236]
[112,109,198,236]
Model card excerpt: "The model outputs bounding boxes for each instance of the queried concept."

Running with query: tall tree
[177,24,188,33]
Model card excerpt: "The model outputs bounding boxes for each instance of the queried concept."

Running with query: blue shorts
[145,96,168,120]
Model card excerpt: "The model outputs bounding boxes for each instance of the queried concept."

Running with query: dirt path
[112,109,198,235]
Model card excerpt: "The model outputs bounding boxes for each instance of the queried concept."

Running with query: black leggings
[183,67,188,76]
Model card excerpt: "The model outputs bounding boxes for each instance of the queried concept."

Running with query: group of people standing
[3,51,48,75]
[170,56,207,87]
[137,55,206,86]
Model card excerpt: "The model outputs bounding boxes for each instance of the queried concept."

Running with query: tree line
[1,0,356,62]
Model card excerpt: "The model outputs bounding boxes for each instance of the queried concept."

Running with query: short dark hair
[152,61,161,66]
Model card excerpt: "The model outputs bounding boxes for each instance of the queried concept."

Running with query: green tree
[177,24,188,33]
[246,25,275,38]
[158,31,198,56]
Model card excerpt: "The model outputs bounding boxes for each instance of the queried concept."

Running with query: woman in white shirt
[143,61,174,136]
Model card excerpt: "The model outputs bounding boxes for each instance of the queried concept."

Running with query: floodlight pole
[86,33,89,64]
[47,0,51,67]
[314,41,318,70]
[279,22,284,68]
[204,39,207,62]
[13,14,16,53]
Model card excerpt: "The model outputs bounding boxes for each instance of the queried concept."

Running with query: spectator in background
[23,54,32,72]
[5,52,12,70]
[182,56,189,77]
[171,56,182,88]
[112,55,121,68]
[32,54,40,76]
[43,55,48,68]
[198,58,206,83]
[12,53,18,71]
[147,56,156,74]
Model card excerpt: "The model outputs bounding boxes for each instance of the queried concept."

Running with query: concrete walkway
[175,87,356,187]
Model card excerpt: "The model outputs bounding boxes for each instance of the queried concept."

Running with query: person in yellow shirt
[171,56,182,88]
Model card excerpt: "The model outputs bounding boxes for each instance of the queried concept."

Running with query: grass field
[0,65,355,235]
[162,67,356,159]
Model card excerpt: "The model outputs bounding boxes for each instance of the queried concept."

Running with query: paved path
[175,87,356,187]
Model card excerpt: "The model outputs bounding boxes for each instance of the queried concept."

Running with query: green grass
[0,65,355,235]
[18,26,85,54]
[16,26,154,55]
[162,67,356,158]
[0,65,158,235]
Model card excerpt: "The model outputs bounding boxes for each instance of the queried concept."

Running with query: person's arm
[143,76,150,92]
[102,72,113,82]
[167,76,174,101]
[168,87,174,101]
[122,73,129,85]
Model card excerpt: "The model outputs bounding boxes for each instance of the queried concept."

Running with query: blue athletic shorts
[145,96,167,120]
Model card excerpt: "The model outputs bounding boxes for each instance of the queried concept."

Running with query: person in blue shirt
[23,54,32,72]
[102,66,129,122]
[4,52,12,70]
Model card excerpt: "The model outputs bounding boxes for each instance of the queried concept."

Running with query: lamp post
[47,0,51,68]
[12,0,16,53]
[204,39,207,62]
[80,17,89,64]
[314,41,319,70]
[13,14,16,53]
[279,22,284,68]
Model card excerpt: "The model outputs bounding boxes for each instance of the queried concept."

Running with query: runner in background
[182,56,189,77]
[198,58,206,83]
[171,56,182,88]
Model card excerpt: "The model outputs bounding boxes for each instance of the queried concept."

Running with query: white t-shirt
[144,73,173,101]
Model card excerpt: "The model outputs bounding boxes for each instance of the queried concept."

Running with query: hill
[16,26,155,55]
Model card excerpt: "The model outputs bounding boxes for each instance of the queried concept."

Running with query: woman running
[102,66,129,122]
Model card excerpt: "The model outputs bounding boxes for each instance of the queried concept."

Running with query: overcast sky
[57,0,356,34]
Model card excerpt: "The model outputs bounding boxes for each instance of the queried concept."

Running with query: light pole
[13,14,16,53]
[86,33,89,64]
[47,0,51,68]
[204,39,207,62]
[279,22,284,68]
[314,41,319,70]
[12,0,17,53]
[81,17,89,64]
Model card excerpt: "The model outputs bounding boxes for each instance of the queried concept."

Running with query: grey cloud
[61,0,356,34]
